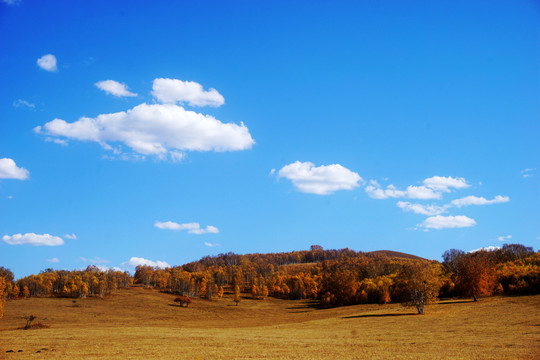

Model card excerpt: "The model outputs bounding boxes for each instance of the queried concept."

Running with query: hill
[368,250,425,260]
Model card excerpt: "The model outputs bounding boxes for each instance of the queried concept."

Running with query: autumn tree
[0,276,6,320]
[22,286,30,299]
[456,251,497,301]
[217,286,224,299]
[233,285,241,306]
[398,261,441,314]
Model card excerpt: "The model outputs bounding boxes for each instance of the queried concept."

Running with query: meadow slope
[0,287,538,359]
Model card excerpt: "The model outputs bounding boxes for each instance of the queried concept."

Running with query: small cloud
[418,215,476,230]
[37,54,58,72]
[152,78,225,107]
[521,168,535,178]
[277,161,362,195]
[13,99,35,110]
[422,176,470,192]
[154,221,219,235]
[2,0,22,5]
[2,233,64,246]
[204,242,221,247]
[95,80,137,97]
[497,235,512,242]
[269,168,276,176]
[397,201,448,216]
[46,257,59,263]
[64,233,77,240]
[451,195,509,207]
[122,257,169,268]
[0,158,30,180]
[469,246,501,253]
[80,256,109,264]
[7,195,13,199]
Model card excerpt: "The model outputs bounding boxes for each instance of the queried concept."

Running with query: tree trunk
[416,303,424,314]
[473,294,478,302]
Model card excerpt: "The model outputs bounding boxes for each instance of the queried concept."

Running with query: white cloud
[122,257,170,268]
[152,78,225,107]
[154,221,219,235]
[469,246,501,253]
[365,181,440,200]
[422,176,470,192]
[35,103,254,158]
[37,54,57,72]
[95,80,137,97]
[204,242,221,247]
[397,201,448,216]
[0,158,29,180]
[521,168,535,178]
[64,233,77,240]
[13,99,35,109]
[46,257,60,263]
[366,176,470,200]
[451,195,509,207]
[80,256,109,264]
[277,161,362,195]
[92,265,123,272]
[2,233,64,246]
[419,215,477,230]
[2,0,22,4]
[497,235,512,242]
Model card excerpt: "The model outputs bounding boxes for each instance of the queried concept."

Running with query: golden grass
[0,287,538,359]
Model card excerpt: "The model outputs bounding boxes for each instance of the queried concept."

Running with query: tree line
[0,243,538,318]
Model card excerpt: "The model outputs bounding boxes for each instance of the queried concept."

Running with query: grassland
[0,287,538,359]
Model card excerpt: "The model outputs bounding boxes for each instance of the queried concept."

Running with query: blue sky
[1,0,538,278]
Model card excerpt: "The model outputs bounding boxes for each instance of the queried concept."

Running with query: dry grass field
[0,287,538,359]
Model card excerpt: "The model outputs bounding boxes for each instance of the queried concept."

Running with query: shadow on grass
[437,300,474,305]
[286,300,321,311]
[343,313,417,319]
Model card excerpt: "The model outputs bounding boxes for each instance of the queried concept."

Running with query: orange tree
[396,261,441,314]
[456,251,497,301]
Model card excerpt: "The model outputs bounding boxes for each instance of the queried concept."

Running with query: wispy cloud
[366,176,469,200]
[80,256,109,264]
[13,99,35,110]
[154,221,219,235]
[397,201,448,216]
[450,195,509,207]
[46,257,60,263]
[521,168,535,178]
[64,233,77,240]
[497,235,512,242]
[204,242,221,247]
[122,257,169,268]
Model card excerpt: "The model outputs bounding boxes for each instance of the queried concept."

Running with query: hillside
[368,250,425,260]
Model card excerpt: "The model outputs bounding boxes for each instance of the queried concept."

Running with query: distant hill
[368,250,425,260]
